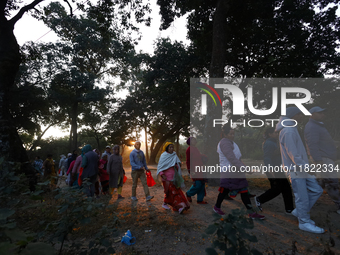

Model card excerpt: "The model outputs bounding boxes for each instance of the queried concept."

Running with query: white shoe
[131,196,138,201]
[291,209,315,225]
[299,223,325,234]
[254,196,262,211]
[162,203,170,210]
[291,208,297,217]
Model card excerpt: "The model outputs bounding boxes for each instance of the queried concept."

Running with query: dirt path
[86,163,340,255]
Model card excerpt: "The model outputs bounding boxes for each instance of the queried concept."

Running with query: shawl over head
[157,151,182,176]
[112,145,120,155]
[81,144,92,157]
[162,142,173,153]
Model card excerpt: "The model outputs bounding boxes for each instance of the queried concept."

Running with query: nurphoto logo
[200,84,311,116]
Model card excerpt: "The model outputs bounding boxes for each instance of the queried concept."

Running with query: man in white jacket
[275,107,324,234]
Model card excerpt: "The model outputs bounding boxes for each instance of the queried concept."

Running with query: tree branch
[9,0,45,26]
[63,0,73,16]
[1,1,8,17]
[29,119,62,151]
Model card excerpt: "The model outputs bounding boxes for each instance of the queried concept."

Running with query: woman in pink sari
[157,142,190,214]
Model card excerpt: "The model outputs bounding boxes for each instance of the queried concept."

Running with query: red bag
[78,167,84,186]
[146,171,156,187]
[123,175,127,184]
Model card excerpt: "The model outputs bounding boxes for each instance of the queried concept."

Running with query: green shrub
[204,209,262,255]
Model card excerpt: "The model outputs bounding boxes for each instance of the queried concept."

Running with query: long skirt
[163,181,190,211]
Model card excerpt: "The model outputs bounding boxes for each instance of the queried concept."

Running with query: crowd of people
[31,105,339,234]
[209,106,339,234]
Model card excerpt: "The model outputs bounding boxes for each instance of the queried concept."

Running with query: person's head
[187,137,197,147]
[47,154,53,159]
[113,145,120,155]
[165,143,175,154]
[81,144,93,155]
[222,124,235,140]
[286,107,304,123]
[67,153,72,158]
[105,146,111,153]
[35,156,40,160]
[264,127,278,140]
[102,154,108,161]
[134,141,141,150]
[309,106,326,122]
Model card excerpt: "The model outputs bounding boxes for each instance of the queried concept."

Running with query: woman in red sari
[157,142,190,214]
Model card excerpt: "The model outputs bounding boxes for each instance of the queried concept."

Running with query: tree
[106,111,136,156]
[39,1,138,151]
[13,42,66,152]
[157,0,340,172]
[80,106,111,151]
[1,0,151,165]
[114,39,198,164]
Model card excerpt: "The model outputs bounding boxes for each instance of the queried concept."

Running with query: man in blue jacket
[304,106,340,215]
[276,107,324,234]
[130,141,154,201]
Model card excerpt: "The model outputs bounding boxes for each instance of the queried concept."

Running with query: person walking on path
[107,145,125,199]
[213,125,265,220]
[81,145,99,197]
[276,107,324,234]
[185,137,208,204]
[71,154,83,188]
[33,156,44,175]
[59,155,67,176]
[304,106,340,215]
[254,127,294,214]
[158,142,190,214]
[42,154,56,187]
[129,141,154,201]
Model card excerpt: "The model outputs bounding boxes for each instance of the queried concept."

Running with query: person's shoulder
[220,137,229,143]
[87,150,97,156]
[304,119,315,129]
[264,139,276,148]
[221,138,233,146]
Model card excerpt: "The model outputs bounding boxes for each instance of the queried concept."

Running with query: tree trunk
[203,0,229,186]
[0,18,36,190]
[0,18,23,161]
[121,144,125,156]
[145,126,149,163]
[70,101,78,151]
[95,136,100,151]
[29,121,60,151]
[148,133,174,165]
[175,132,180,155]
[150,137,155,155]
[69,123,73,151]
